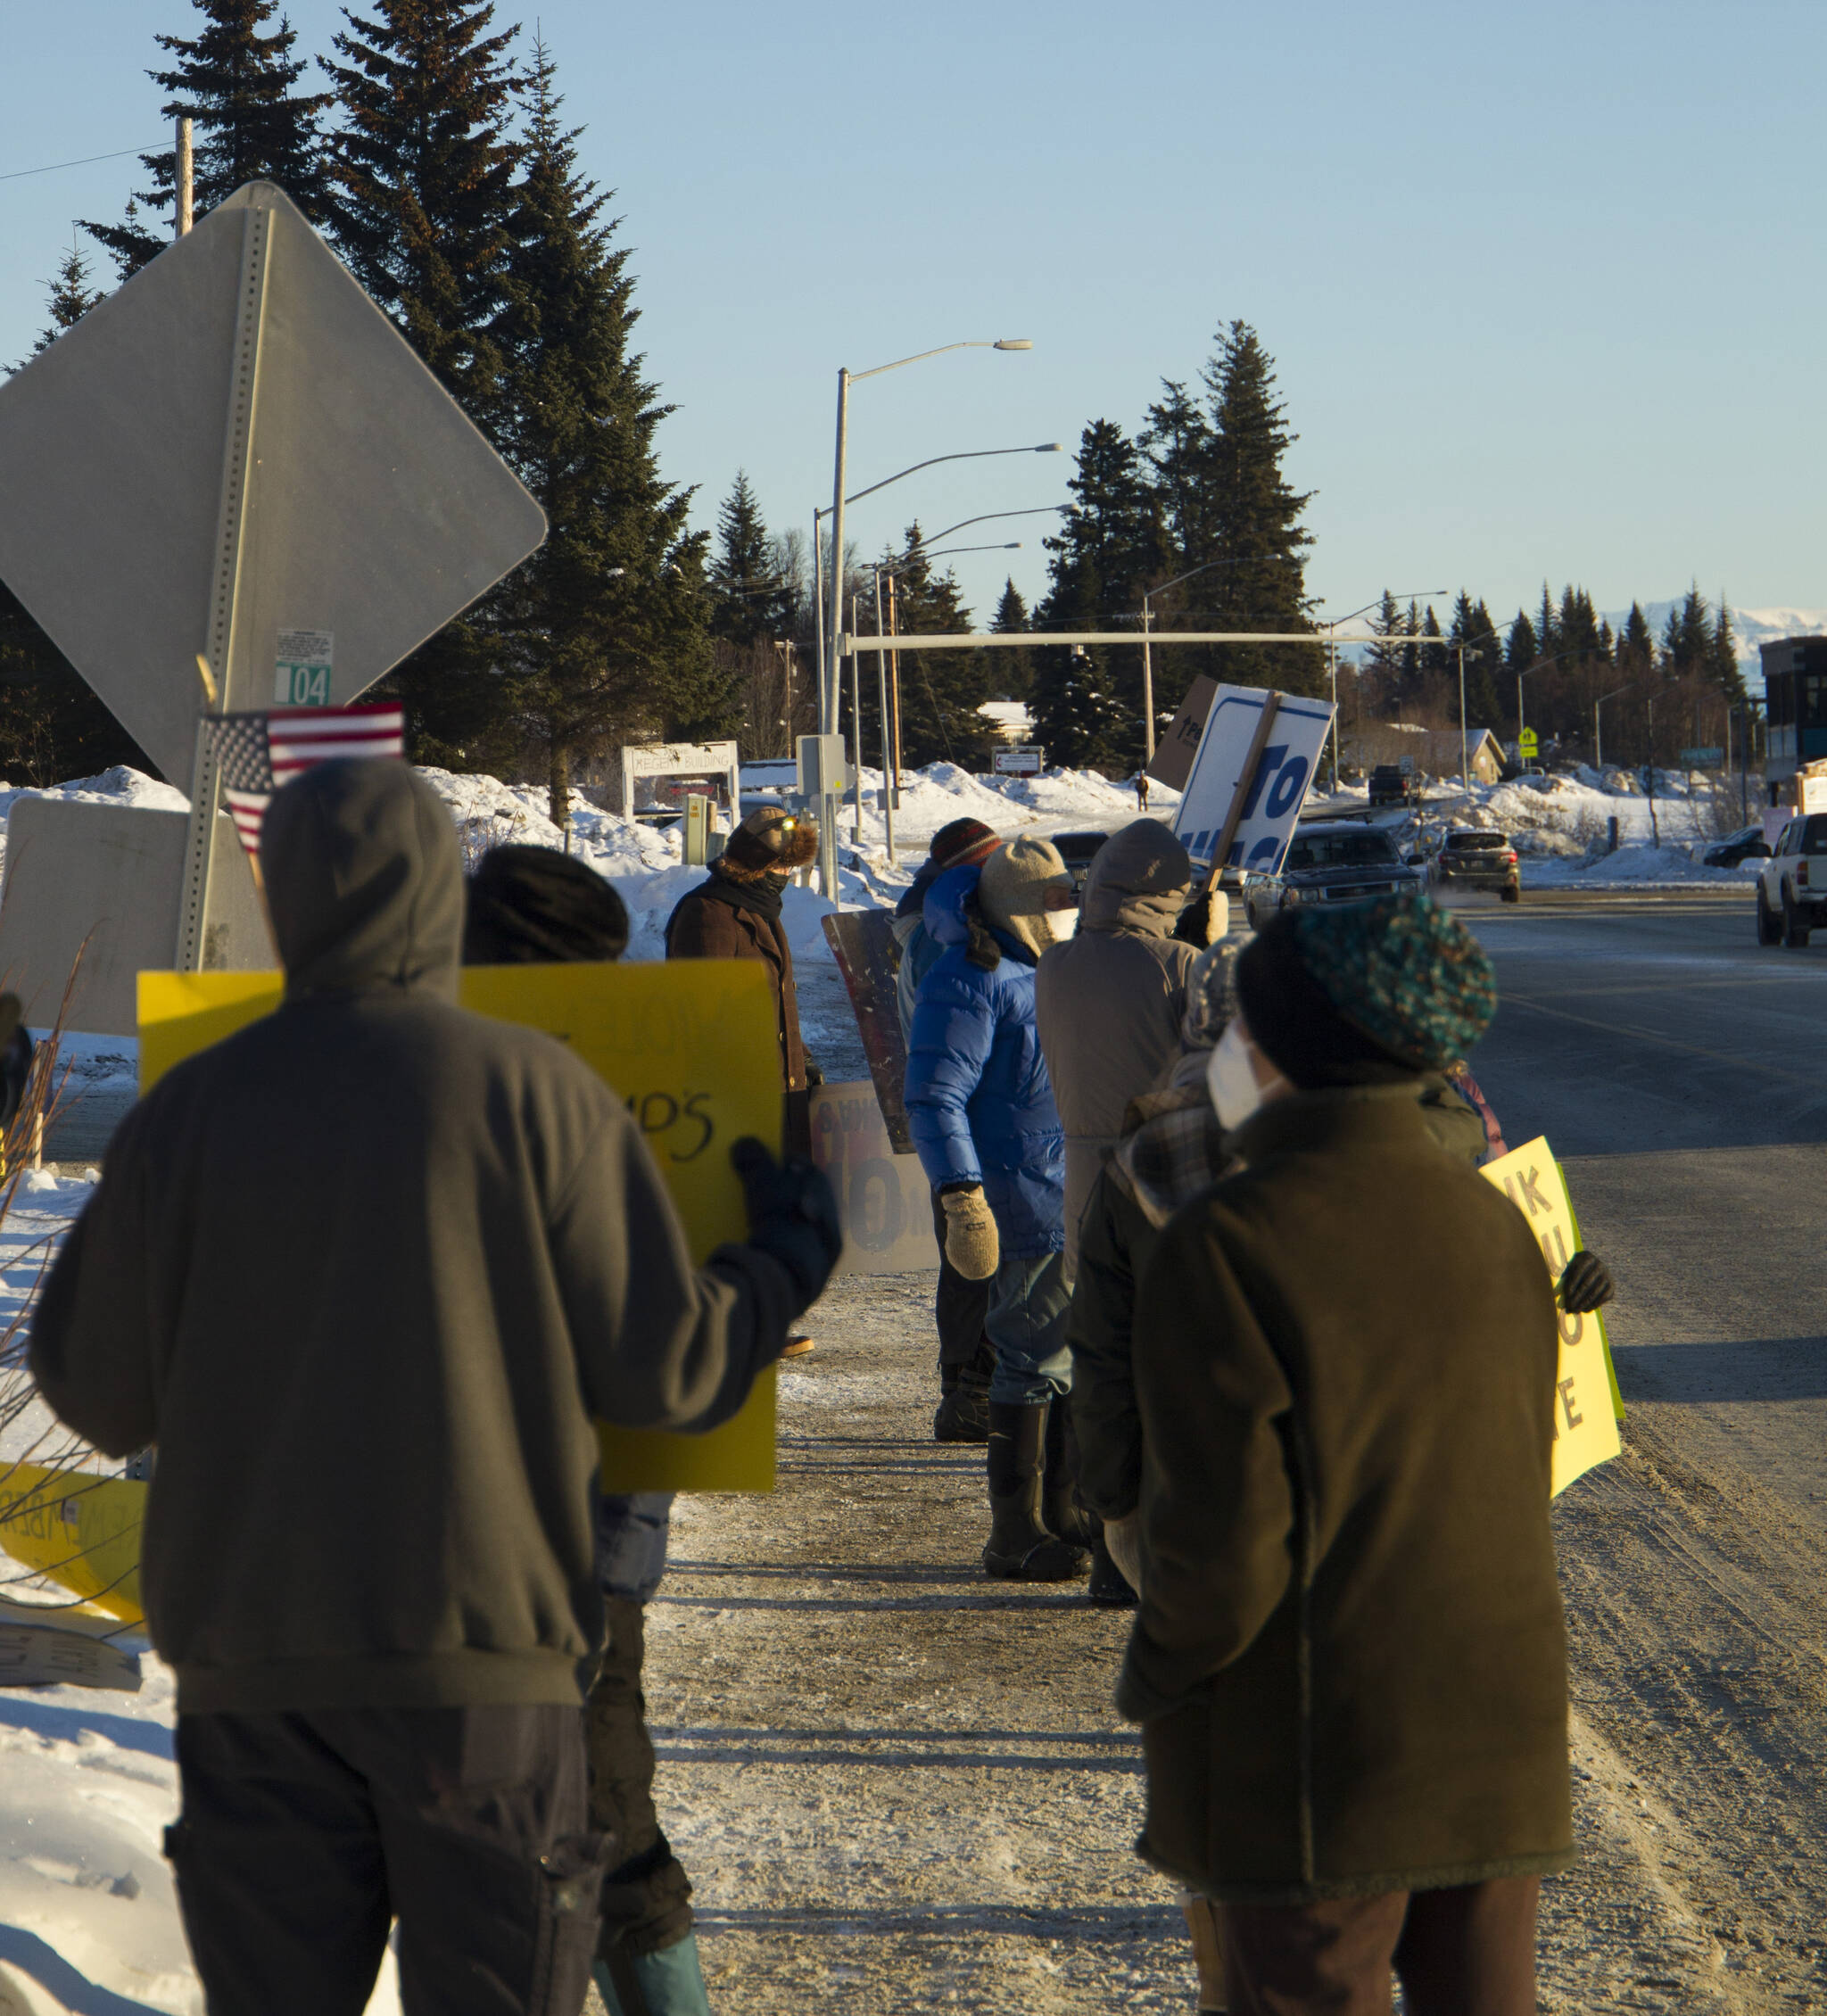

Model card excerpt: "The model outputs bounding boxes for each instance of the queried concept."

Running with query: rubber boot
[592,1931,714,2016]
[933,1337,994,1443]
[1087,1524,1137,1607]
[983,1401,1089,1581]
[1042,1398,1100,1548]
[1183,1895,1228,2012]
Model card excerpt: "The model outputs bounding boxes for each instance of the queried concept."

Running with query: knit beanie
[1236,889,1497,1090]
[721,806,819,881]
[977,835,1074,963]
[464,845,629,964]
[927,817,1000,874]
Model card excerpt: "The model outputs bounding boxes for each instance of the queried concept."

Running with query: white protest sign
[1479,1136,1624,1497]
[1172,683,1335,875]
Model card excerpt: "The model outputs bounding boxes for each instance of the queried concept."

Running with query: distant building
[1342,723,1505,784]
[978,700,1033,745]
[1760,636,1827,794]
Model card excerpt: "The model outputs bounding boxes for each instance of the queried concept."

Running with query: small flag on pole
[211,703,406,856]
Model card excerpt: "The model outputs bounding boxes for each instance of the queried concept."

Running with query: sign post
[0,179,547,972]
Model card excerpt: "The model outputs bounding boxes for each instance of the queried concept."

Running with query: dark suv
[1244,823,1421,928]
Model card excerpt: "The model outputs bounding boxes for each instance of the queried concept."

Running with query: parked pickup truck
[1755,813,1827,946]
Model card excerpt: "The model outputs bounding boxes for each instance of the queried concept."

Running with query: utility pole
[888,573,904,809]
[1457,643,1469,789]
[872,573,896,861]
[849,592,864,843]
[176,118,194,236]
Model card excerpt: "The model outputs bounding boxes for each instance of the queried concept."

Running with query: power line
[0,145,163,186]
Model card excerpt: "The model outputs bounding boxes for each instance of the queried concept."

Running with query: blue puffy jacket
[904,865,1065,1259]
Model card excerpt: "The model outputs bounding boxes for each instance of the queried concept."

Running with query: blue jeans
[985,1250,1072,1406]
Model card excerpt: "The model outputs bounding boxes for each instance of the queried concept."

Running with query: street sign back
[0,181,546,787]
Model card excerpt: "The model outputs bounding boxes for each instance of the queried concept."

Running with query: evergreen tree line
[699,318,1323,780]
[1347,582,1752,773]
[4,0,717,822]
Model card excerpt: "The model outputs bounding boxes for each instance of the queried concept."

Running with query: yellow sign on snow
[0,1463,144,1623]
[138,960,784,1496]
[1480,1136,1624,1496]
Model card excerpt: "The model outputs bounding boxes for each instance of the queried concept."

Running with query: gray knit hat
[978,835,1073,963]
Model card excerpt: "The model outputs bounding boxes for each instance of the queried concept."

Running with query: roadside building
[1761,636,1827,802]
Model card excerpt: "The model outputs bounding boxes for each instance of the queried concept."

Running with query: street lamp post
[1594,685,1630,773]
[1316,591,1447,791]
[821,341,1034,895]
[1137,558,1261,764]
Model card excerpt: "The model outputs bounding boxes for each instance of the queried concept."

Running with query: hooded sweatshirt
[1034,820,1198,1276]
[29,760,802,1714]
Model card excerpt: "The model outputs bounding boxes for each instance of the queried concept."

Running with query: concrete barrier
[0,797,273,1037]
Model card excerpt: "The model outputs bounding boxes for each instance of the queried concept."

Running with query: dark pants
[930,1187,994,1372]
[1219,1877,1540,2016]
[169,1705,608,2016]
[585,1597,695,1970]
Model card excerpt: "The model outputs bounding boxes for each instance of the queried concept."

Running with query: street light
[910,504,1065,550]
[1594,686,1631,773]
[1317,591,1448,791]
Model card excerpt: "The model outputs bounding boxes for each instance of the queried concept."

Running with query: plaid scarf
[1112,1083,1234,1230]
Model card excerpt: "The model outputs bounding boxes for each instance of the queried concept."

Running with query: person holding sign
[465,842,713,2016]
[29,761,839,2016]
[1120,893,1573,2016]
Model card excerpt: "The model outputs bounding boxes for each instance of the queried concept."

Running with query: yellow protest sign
[138,961,782,1495]
[1480,1136,1624,1495]
[0,1463,144,1623]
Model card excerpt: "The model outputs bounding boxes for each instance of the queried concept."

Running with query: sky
[2,0,1823,639]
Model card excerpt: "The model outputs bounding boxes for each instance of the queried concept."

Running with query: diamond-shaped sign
[0,182,545,786]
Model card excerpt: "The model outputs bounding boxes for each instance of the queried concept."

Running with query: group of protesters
[26,760,1614,2016]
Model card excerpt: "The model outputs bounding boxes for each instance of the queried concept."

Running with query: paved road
[1467,890,1827,1533]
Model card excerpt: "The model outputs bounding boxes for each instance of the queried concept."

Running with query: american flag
[212,703,407,855]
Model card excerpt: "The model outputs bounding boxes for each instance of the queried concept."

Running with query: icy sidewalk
[637,1272,1185,2014]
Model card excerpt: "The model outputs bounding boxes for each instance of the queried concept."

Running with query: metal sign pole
[1201,692,1282,893]
[177,201,271,971]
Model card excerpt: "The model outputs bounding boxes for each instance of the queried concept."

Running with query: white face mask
[1206,1020,1268,1131]
[1046,907,1079,944]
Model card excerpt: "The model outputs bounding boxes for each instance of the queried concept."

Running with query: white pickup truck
[1754,813,1827,946]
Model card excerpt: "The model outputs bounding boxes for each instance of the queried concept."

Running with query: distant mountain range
[1600,602,1827,678]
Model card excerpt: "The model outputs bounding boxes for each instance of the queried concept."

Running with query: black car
[1048,829,1110,893]
[1243,822,1421,927]
[1704,824,1773,869]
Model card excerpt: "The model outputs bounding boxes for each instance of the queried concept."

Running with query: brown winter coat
[1034,822,1197,1276]
[665,869,809,1095]
[1117,1086,1572,1904]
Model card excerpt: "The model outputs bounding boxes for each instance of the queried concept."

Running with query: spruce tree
[487,37,714,821]
[29,241,104,355]
[322,0,522,421]
[709,472,791,647]
[989,578,1030,701]
[1362,591,1409,715]
[85,1,334,277]
[878,526,988,772]
[1193,321,1321,695]
[1448,592,1504,731]
[1030,418,1162,771]
[1505,611,1539,683]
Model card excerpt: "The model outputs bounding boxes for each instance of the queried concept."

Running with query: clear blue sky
[4,0,1821,634]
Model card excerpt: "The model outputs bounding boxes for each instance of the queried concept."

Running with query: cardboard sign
[811,1080,942,1274]
[138,962,784,1496]
[1172,684,1335,873]
[1480,1136,1624,1495]
[1146,674,1218,791]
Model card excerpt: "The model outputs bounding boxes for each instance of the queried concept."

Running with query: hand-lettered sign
[1480,1136,1624,1496]
[1171,683,1335,875]
[138,961,784,1497]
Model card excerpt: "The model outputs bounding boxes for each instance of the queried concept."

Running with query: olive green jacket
[1115,1086,1572,1903]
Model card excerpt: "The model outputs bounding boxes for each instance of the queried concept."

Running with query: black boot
[1087,1525,1137,1607]
[1042,1398,1101,1549]
[933,1337,993,1443]
[983,1402,1089,1582]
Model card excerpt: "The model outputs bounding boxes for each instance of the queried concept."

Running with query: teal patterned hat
[1289,888,1496,1070]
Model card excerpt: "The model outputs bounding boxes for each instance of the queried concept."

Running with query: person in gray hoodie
[29,759,839,2016]
[1034,820,1219,1285]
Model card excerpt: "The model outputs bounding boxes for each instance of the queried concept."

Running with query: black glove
[1557,1250,1615,1316]
[804,1059,824,1089]
[730,1136,842,1308]
[1173,890,1219,946]
[0,995,31,1136]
